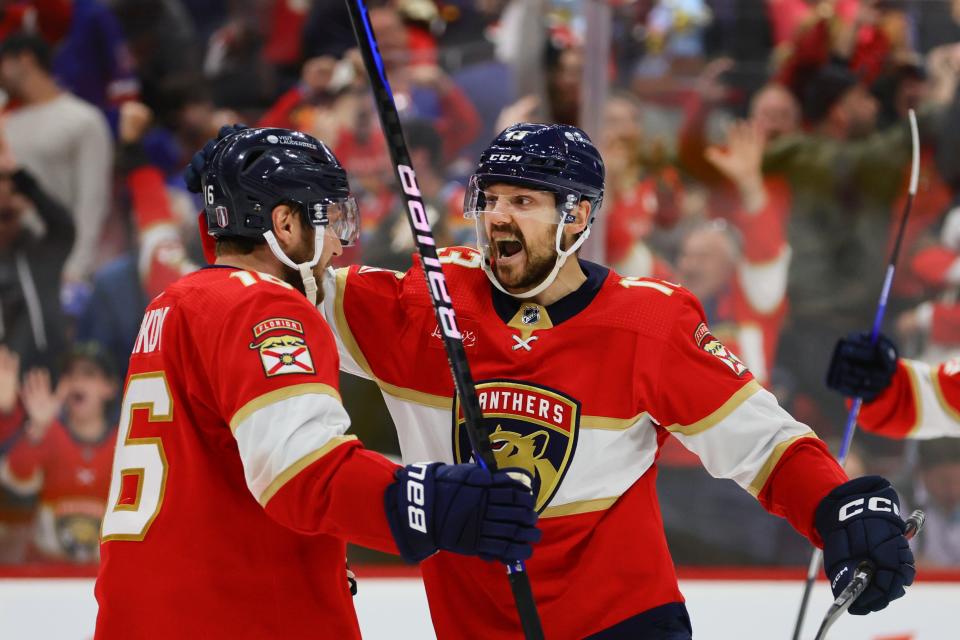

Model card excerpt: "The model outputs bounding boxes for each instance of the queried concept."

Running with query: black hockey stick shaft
[344,2,544,638]
[812,510,924,640]
[791,110,920,640]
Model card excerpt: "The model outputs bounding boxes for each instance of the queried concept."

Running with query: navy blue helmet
[468,123,605,224]
[200,127,358,244]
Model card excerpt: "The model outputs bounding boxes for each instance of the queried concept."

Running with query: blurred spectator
[677,120,790,385]
[50,0,140,115]
[0,32,111,281]
[544,40,582,126]
[0,345,31,562]
[763,61,927,426]
[0,344,117,563]
[600,92,680,279]
[913,438,960,567]
[78,101,197,379]
[362,119,459,270]
[0,123,74,374]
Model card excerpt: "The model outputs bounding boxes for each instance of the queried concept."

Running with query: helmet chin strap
[263,228,325,305]
[481,223,591,300]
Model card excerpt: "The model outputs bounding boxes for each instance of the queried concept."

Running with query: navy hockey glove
[815,476,915,615]
[182,123,249,193]
[826,332,898,402]
[384,462,541,564]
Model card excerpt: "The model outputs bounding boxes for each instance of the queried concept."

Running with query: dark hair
[917,438,960,470]
[404,119,443,173]
[0,32,52,72]
[61,342,117,380]
[801,63,859,124]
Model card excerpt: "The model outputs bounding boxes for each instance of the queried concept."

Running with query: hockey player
[188,124,915,639]
[95,128,540,639]
[828,331,960,438]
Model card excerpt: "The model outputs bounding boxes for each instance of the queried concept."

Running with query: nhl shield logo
[215,205,230,228]
[453,380,580,513]
[521,305,540,325]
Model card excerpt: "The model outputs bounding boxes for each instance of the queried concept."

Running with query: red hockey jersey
[2,420,115,561]
[857,358,960,439]
[321,247,847,639]
[95,266,400,639]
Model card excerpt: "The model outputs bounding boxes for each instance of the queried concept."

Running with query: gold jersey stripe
[334,267,376,379]
[580,413,647,431]
[541,496,618,518]
[664,379,762,436]
[928,362,960,426]
[903,360,926,437]
[258,435,358,506]
[747,431,819,497]
[229,383,342,433]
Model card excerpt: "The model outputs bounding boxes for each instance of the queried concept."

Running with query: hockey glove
[826,332,898,402]
[384,462,541,564]
[182,123,249,193]
[814,476,915,615]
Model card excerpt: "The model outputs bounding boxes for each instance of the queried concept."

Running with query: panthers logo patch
[453,381,580,513]
[694,322,748,377]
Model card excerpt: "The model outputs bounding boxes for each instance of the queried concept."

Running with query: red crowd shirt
[3,421,115,561]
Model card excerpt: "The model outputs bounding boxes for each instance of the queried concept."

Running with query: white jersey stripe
[232,392,356,505]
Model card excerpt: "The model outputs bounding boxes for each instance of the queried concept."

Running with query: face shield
[308,195,360,246]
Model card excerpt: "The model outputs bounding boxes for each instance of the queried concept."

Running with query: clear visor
[308,196,360,247]
[463,175,580,225]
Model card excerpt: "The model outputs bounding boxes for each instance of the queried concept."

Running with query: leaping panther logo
[490,426,559,502]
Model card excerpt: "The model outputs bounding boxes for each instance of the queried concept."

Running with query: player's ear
[530,431,549,458]
[271,204,299,242]
[564,200,590,238]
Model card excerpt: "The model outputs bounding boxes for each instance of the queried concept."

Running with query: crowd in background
[0,0,959,569]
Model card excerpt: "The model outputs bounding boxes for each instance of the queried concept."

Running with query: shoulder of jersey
[169,268,315,315]
[596,270,695,338]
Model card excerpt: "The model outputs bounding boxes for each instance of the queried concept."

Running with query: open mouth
[494,237,524,262]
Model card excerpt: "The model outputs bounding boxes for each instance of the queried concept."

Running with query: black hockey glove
[814,476,915,615]
[384,462,541,564]
[182,123,249,193]
[826,332,898,402]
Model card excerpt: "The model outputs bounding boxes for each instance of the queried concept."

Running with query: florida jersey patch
[249,318,315,377]
[452,380,580,513]
[694,322,748,377]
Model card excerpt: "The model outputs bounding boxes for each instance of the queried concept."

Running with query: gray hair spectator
[0,32,111,282]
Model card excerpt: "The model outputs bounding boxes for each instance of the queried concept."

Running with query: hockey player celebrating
[95,128,540,639]
[188,123,916,638]
[828,331,960,438]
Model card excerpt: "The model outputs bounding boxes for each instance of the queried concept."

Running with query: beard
[279,228,323,301]
[489,220,560,291]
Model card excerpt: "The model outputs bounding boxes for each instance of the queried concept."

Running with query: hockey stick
[343,2,545,638]
[812,510,924,640]
[790,109,920,640]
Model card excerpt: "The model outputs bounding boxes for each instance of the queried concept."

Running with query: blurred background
[0,0,958,581]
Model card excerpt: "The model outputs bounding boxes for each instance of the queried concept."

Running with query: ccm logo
[838,497,900,522]
[488,154,522,162]
[406,463,428,534]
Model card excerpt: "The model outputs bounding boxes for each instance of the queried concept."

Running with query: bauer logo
[452,380,580,513]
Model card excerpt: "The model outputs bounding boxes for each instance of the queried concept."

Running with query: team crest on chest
[249,317,315,377]
[452,381,580,513]
[694,322,748,377]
